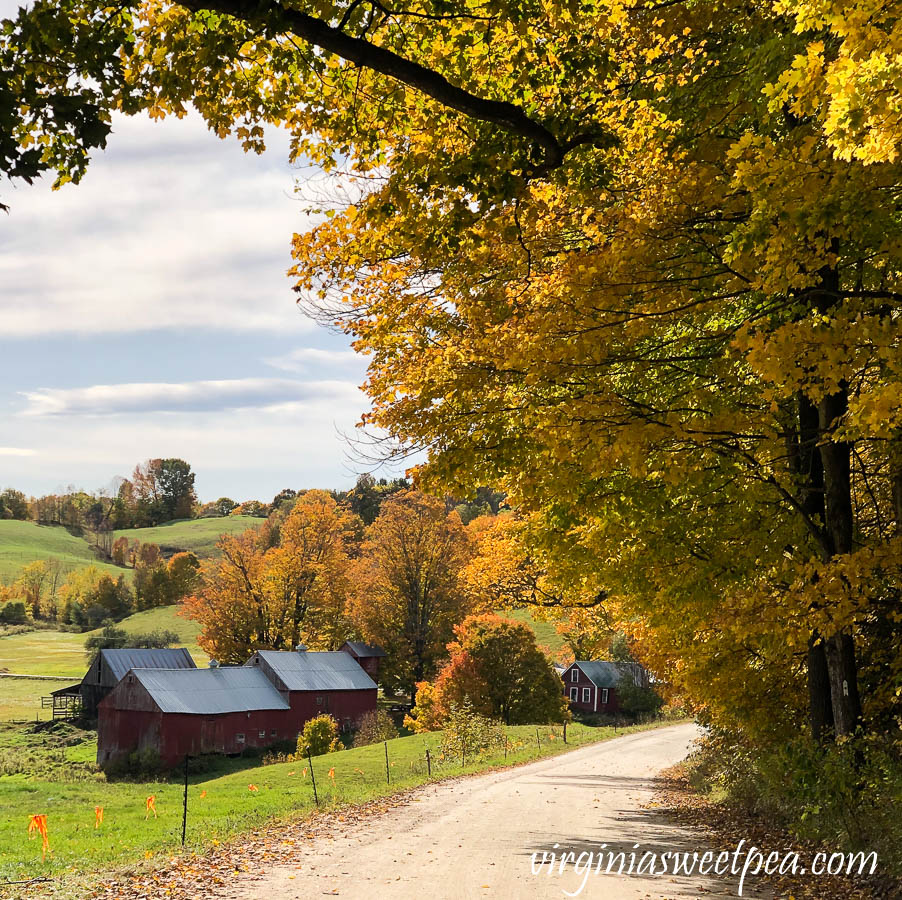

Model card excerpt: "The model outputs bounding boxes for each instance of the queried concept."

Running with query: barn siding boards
[80,647,196,716]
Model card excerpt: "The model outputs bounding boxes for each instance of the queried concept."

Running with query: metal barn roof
[128,666,289,715]
[101,648,196,682]
[248,650,378,692]
[572,661,645,689]
[341,641,387,658]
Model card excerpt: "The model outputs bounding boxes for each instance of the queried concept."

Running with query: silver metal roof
[101,647,196,681]
[128,666,289,714]
[341,640,387,658]
[570,661,645,689]
[249,650,377,692]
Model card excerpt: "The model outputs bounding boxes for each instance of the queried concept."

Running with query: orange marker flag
[248,784,259,792]
[327,767,335,781]
[94,806,104,829]
[199,790,207,799]
[27,815,50,860]
[145,795,157,819]
[302,767,308,778]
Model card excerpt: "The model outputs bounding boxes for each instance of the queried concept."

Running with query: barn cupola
[208,659,219,668]
[295,644,307,653]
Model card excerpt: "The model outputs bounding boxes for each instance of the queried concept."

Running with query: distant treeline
[0,461,504,535]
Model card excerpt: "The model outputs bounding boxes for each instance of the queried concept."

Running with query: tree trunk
[807,635,834,742]
[815,269,863,734]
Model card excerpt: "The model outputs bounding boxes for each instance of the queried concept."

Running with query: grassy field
[0,606,204,684]
[506,607,566,656]
[0,521,125,583]
[112,516,261,559]
[0,516,261,586]
[0,719,670,887]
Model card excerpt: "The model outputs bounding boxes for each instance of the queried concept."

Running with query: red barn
[97,647,378,769]
[339,641,387,680]
[561,661,649,715]
[97,664,291,768]
[245,647,378,734]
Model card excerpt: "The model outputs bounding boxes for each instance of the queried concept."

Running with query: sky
[0,9,393,502]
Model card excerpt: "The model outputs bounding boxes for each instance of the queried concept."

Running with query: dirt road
[222,723,769,900]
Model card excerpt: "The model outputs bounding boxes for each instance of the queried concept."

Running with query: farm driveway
[222,723,770,900]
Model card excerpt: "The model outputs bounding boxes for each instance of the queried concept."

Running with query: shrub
[297,714,341,757]
[352,709,399,747]
[615,675,664,720]
[0,600,29,624]
[438,700,504,763]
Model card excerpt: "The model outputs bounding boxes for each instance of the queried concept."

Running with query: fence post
[307,749,319,806]
[563,722,567,744]
[181,755,189,846]
[384,741,390,785]
[426,748,431,778]
[536,727,540,749]
[504,735,508,760]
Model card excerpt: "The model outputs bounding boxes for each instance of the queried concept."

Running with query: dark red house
[339,641,386,679]
[97,664,291,768]
[97,647,378,769]
[560,661,649,715]
[246,647,378,733]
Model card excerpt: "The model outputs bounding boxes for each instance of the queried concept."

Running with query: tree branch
[178,0,593,170]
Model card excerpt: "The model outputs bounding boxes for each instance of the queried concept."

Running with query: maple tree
[4,0,902,749]
[349,490,475,698]
[406,614,569,729]
[182,490,359,662]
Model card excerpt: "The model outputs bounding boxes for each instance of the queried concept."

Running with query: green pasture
[0,606,204,684]
[112,516,261,559]
[0,521,124,583]
[0,720,667,888]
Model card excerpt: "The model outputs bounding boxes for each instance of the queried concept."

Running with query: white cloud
[19,378,361,417]
[0,447,35,457]
[0,111,319,337]
[265,346,365,373]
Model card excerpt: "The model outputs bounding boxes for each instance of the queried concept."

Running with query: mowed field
[0,606,204,720]
[0,520,124,583]
[112,516,261,559]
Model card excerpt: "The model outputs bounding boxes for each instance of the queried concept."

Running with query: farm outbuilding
[560,661,649,715]
[339,640,387,680]
[96,647,378,769]
[246,647,378,733]
[80,647,197,716]
[97,664,290,768]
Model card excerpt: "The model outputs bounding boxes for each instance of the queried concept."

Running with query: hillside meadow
[0,719,664,888]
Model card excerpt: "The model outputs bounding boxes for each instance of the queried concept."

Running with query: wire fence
[2,720,649,886]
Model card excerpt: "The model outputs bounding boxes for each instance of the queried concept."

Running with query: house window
[570,669,579,682]
[316,695,324,705]
[270,730,278,737]
[569,687,578,701]
[236,733,246,744]
[582,687,591,703]
[601,688,609,704]
[258,730,266,739]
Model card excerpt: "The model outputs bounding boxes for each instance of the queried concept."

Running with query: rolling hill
[112,515,262,559]
[0,515,262,583]
[0,520,124,582]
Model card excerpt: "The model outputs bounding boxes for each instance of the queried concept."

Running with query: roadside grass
[0,720,674,886]
[0,521,124,584]
[0,606,204,684]
[112,517,261,559]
